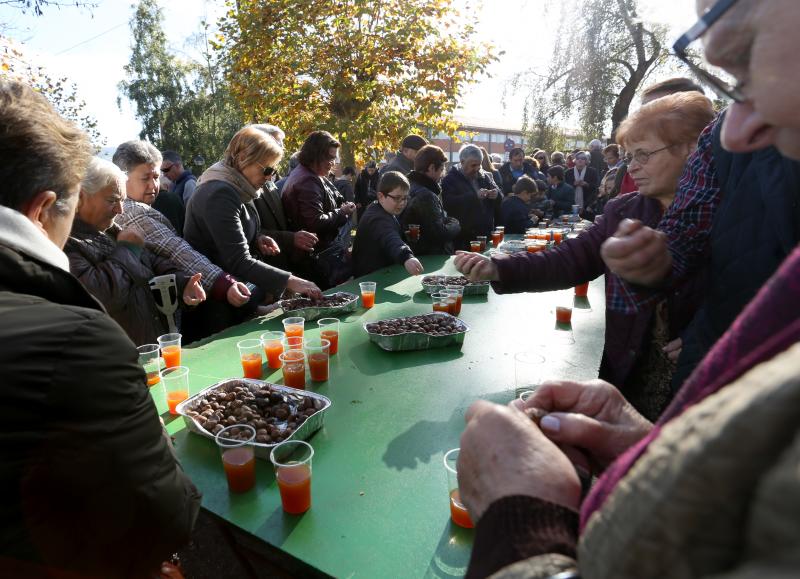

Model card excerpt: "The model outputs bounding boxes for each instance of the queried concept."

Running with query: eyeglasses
[385,193,409,203]
[534,155,546,160]
[160,165,173,174]
[257,163,277,177]
[672,0,745,103]
[630,144,676,166]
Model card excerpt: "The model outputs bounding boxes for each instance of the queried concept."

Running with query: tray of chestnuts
[277,291,359,321]
[420,275,490,296]
[364,312,469,352]
[176,378,331,460]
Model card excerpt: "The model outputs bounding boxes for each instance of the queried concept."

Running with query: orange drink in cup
[137,344,162,387]
[359,281,376,308]
[216,425,256,493]
[282,317,305,340]
[443,448,474,528]
[280,350,306,389]
[261,331,285,369]
[305,338,330,383]
[161,366,189,415]
[271,440,314,515]
[157,333,182,368]
[317,318,340,355]
[237,339,263,379]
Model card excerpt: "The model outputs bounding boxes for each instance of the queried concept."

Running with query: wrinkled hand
[663,337,682,363]
[600,219,672,287]
[182,273,207,306]
[257,234,281,256]
[117,227,145,247]
[513,380,653,473]
[404,257,424,276]
[457,401,581,522]
[226,281,251,307]
[453,251,500,282]
[286,276,322,300]
[340,202,356,216]
[293,230,318,252]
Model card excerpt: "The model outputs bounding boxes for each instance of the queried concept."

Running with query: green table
[154,254,605,578]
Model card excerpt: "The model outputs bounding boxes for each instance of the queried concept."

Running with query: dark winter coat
[499,160,545,194]
[253,181,296,270]
[548,181,576,216]
[401,170,460,255]
[441,166,503,251]
[491,192,704,397]
[65,218,190,345]
[281,164,349,254]
[500,195,535,234]
[354,168,380,210]
[352,202,414,277]
[152,189,185,236]
[172,169,197,205]
[565,166,600,212]
[380,152,413,176]
[0,223,200,578]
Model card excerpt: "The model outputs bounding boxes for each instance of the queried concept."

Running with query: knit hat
[401,134,428,151]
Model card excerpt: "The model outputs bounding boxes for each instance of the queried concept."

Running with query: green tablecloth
[153,253,605,578]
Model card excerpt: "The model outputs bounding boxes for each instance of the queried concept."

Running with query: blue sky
[0,0,698,146]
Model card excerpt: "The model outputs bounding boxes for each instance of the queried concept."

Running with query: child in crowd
[500,175,537,234]
[352,171,424,277]
[547,165,575,217]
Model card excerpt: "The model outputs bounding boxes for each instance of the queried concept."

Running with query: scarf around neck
[198,161,260,203]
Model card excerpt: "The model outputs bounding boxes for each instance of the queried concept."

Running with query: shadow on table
[423,520,473,578]
[348,341,465,376]
[382,417,460,471]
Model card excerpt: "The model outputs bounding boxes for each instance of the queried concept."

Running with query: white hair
[458,143,483,164]
[81,157,126,195]
[250,123,286,147]
[589,139,603,150]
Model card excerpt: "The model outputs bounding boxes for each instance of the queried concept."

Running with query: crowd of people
[1,0,798,576]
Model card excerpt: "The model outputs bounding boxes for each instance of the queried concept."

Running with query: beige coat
[492,342,800,579]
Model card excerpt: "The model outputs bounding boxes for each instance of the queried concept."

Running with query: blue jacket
[442,166,503,250]
[172,170,197,205]
[548,182,575,217]
[500,195,535,234]
[499,160,545,194]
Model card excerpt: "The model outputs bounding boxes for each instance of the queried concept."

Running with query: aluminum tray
[420,276,490,296]
[363,312,469,351]
[281,291,359,321]
[175,378,331,460]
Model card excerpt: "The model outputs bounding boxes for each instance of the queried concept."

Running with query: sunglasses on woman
[257,163,277,177]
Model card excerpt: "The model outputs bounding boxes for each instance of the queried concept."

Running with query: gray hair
[288,151,300,170]
[81,157,125,195]
[249,123,286,147]
[458,144,483,164]
[589,139,603,150]
[112,140,162,172]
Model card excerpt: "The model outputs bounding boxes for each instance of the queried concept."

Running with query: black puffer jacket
[401,170,460,255]
[65,218,189,345]
[0,228,200,578]
[352,202,414,277]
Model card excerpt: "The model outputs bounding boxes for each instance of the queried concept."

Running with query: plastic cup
[431,292,452,313]
[305,339,330,382]
[491,230,503,246]
[261,331,285,369]
[161,366,189,415]
[271,440,314,514]
[408,224,420,241]
[317,319,339,355]
[477,236,487,252]
[157,333,182,368]
[237,338,263,379]
[555,306,573,324]
[216,424,256,493]
[514,352,545,396]
[360,281,376,309]
[470,240,481,252]
[574,282,589,297]
[443,448,474,528]
[445,285,464,316]
[280,350,306,390]
[282,317,305,340]
[283,336,304,351]
[137,344,162,387]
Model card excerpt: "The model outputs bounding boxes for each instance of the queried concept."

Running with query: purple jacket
[492,192,705,393]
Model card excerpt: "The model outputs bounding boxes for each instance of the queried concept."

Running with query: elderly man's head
[78,158,126,232]
[113,140,162,205]
[458,144,484,179]
[574,151,588,169]
[695,0,800,159]
[160,151,184,183]
[0,80,92,248]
